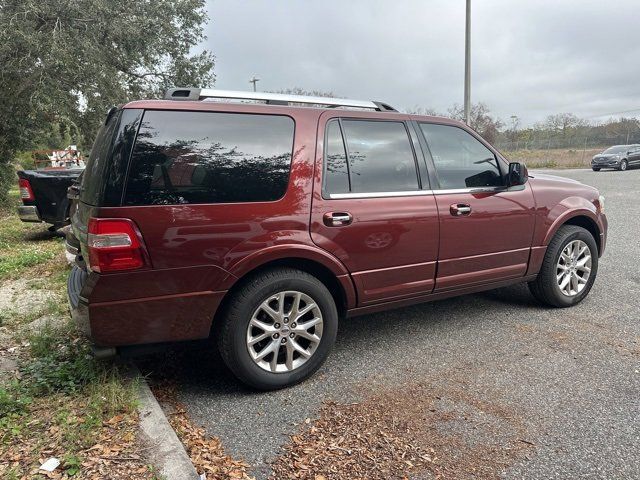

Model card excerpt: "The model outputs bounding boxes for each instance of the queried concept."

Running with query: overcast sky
[204,0,640,125]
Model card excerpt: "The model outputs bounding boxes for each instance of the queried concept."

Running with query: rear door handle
[450,204,472,216]
[323,212,353,227]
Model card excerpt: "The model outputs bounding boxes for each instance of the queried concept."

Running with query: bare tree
[448,103,503,143]
[405,106,441,116]
[271,87,338,98]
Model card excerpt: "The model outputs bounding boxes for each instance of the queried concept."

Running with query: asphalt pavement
[143,168,640,479]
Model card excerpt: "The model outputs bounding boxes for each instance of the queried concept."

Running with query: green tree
[0,0,215,201]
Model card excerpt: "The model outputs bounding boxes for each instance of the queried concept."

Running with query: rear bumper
[68,265,91,337]
[17,205,41,222]
[67,265,225,347]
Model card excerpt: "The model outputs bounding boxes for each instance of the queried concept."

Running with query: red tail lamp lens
[87,218,146,272]
[18,179,35,202]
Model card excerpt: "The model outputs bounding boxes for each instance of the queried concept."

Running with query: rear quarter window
[123,110,295,205]
[80,109,122,205]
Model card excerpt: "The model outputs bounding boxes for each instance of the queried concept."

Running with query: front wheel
[218,268,338,390]
[591,167,601,171]
[529,225,598,308]
[619,159,628,171]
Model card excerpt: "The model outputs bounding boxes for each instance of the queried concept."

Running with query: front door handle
[323,212,353,227]
[450,203,472,216]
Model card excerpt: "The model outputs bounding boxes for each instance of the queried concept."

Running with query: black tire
[217,268,338,390]
[528,225,598,308]
[619,159,628,171]
[591,167,600,171]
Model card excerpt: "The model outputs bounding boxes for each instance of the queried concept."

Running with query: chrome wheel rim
[246,291,323,373]
[556,240,592,297]
[621,161,627,171]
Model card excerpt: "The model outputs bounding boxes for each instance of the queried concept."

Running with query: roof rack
[164,88,397,112]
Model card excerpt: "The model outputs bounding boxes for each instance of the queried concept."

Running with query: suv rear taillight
[18,179,34,202]
[87,218,148,273]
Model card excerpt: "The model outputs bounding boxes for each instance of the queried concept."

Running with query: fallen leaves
[0,393,155,479]
[270,397,435,480]
[152,382,255,480]
[270,382,534,480]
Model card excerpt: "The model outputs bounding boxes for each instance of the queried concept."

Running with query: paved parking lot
[144,169,640,479]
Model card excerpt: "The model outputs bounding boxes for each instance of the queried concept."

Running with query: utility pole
[464,0,471,125]
[249,76,260,92]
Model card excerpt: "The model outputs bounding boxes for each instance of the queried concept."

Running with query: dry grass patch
[0,389,153,479]
[0,191,159,479]
[503,148,603,169]
[0,190,65,283]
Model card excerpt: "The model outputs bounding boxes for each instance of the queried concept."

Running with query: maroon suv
[67,88,607,389]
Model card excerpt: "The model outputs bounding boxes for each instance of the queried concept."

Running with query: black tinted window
[420,123,502,189]
[124,111,294,205]
[341,120,418,193]
[324,121,349,194]
[80,109,121,205]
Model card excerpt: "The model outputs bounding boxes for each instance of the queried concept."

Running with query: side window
[124,111,294,205]
[419,123,503,189]
[323,119,419,195]
[324,121,349,194]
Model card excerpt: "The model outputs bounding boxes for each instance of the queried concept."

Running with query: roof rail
[164,88,397,112]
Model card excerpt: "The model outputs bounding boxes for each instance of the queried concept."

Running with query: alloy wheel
[556,239,592,296]
[246,291,323,373]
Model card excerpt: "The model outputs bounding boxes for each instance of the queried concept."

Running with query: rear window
[123,110,295,205]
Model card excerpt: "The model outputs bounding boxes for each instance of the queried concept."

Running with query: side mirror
[507,162,528,187]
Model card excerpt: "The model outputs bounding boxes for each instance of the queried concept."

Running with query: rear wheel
[529,225,598,308]
[218,268,338,390]
[619,159,628,171]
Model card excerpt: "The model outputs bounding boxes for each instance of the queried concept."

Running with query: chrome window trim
[433,186,507,195]
[328,190,433,199]
[327,186,507,199]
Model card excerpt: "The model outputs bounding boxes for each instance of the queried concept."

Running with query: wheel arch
[212,251,357,336]
[545,211,602,255]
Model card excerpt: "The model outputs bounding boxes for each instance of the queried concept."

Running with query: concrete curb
[132,366,200,480]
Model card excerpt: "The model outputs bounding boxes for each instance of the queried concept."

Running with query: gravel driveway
[145,168,640,479]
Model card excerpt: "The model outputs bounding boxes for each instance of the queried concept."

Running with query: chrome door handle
[450,204,472,216]
[323,212,353,227]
